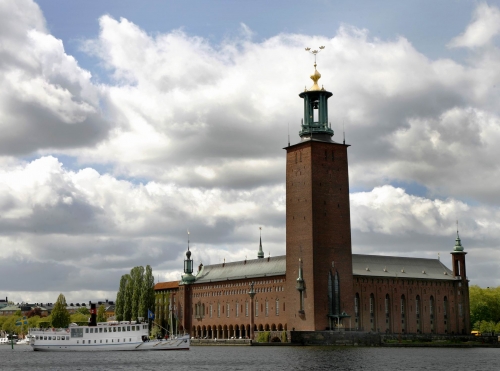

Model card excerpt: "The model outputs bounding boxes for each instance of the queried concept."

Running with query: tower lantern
[299,46,333,141]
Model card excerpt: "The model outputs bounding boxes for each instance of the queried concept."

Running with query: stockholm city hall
[154,51,470,341]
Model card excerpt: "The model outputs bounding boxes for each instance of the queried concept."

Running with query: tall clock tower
[285,58,354,331]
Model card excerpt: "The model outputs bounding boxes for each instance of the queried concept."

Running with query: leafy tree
[123,274,133,321]
[26,307,43,318]
[51,294,71,328]
[115,274,129,321]
[140,265,155,320]
[97,304,107,323]
[70,312,89,325]
[76,306,90,315]
[469,285,500,325]
[131,266,144,320]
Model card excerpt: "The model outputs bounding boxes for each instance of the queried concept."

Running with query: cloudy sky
[1,0,499,304]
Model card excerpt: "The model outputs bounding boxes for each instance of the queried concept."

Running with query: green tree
[115,274,130,321]
[97,304,107,323]
[469,285,500,326]
[51,294,71,328]
[140,265,155,320]
[76,306,90,315]
[123,274,133,321]
[70,312,89,325]
[131,266,144,320]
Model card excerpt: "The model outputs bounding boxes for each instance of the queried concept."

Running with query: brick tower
[285,55,354,331]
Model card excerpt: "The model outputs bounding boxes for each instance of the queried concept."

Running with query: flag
[148,309,155,320]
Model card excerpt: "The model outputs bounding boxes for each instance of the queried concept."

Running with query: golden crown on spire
[304,46,325,91]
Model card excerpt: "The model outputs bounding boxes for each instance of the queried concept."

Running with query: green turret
[298,61,334,141]
[453,231,464,252]
[182,233,196,284]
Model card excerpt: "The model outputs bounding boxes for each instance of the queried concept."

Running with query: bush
[256,331,270,343]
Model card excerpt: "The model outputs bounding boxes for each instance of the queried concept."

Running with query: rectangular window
[90,328,94,333]
[256,301,259,317]
[245,302,249,317]
[104,328,107,333]
[265,301,269,317]
[210,304,213,318]
[99,328,103,333]
[118,327,121,332]
[236,303,239,317]
[127,326,130,331]
[276,300,279,316]
[218,303,221,318]
[85,328,89,333]
[226,303,230,318]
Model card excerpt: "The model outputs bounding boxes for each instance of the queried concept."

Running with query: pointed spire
[454,222,464,252]
[257,227,264,259]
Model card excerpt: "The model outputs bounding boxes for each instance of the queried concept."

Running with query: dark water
[1,345,499,371]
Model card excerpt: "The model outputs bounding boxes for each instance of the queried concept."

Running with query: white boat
[0,337,10,345]
[29,321,190,351]
[16,337,30,345]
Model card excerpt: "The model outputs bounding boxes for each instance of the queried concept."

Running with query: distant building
[154,62,470,340]
[0,297,8,309]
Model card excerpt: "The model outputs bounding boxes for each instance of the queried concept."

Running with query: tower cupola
[299,46,333,141]
[182,231,196,284]
[453,230,464,252]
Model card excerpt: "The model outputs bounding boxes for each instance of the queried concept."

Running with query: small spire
[257,227,264,259]
[454,222,464,252]
[186,229,191,259]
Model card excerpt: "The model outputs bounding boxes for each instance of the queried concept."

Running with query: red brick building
[155,61,470,339]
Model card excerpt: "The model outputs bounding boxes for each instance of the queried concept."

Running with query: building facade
[155,62,470,339]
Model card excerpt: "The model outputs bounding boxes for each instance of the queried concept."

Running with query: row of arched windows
[355,293,449,333]
[195,299,283,319]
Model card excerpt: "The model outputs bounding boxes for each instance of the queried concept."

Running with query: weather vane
[305,45,325,64]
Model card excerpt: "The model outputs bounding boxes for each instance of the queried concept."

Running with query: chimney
[89,303,97,326]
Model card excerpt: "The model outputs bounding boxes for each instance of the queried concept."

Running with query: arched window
[385,294,391,332]
[415,295,421,333]
[328,271,340,316]
[443,296,449,333]
[369,294,375,331]
[430,296,435,332]
[354,293,360,330]
[401,295,406,333]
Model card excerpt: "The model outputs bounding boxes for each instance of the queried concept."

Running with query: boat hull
[31,336,190,351]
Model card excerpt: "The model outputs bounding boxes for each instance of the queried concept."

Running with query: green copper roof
[453,231,464,252]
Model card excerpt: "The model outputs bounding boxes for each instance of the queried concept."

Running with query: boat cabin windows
[104,328,108,333]
[71,328,83,337]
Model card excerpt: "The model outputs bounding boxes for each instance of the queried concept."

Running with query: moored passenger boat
[29,322,190,351]
[29,303,189,351]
